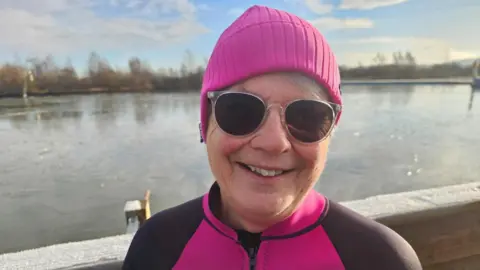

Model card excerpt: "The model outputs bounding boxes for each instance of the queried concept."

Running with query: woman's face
[206,73,332,228]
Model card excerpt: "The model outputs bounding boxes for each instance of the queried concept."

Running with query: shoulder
[123,196,204,270]
[321,200,422,270]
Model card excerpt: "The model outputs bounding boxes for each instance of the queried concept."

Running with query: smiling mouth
[237,162,293,177]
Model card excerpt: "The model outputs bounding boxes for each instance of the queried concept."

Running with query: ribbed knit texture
[200,5,342,142]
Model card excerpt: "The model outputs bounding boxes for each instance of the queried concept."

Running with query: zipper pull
[248,247,258,270]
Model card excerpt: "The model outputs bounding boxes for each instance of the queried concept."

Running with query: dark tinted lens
[285,100,334,143]
[214,93,265,136]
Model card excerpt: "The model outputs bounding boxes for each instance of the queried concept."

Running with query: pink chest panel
[173,221,248,270]
[256,226,345,270]
[173,220,344,270]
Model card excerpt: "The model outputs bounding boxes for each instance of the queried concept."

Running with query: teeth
[247,165,284,177]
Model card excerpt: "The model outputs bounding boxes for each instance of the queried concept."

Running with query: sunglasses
[207,90,342,143]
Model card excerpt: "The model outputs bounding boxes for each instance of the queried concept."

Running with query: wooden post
[124,190,151,234]
[141,190,151,221]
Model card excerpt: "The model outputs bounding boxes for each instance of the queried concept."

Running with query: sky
[0,0,479,73]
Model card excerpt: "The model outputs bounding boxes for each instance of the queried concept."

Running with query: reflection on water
[468,87,477,111]
[2,93,201,134]
[0,86,479,254]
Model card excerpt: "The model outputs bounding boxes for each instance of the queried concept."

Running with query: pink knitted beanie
[199,5,342,142]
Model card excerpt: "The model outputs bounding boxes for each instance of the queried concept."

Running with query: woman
[123,5,422,270]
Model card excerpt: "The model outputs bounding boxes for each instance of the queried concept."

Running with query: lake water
[0,85,479,254]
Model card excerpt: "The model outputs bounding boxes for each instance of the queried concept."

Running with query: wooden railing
[379,201,480,269]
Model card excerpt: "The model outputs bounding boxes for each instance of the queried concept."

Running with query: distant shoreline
[0,78,475,99]
[341,78,473,86]
[0,89,191,99]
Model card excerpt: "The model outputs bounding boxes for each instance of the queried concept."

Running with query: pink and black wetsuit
[123,183,422,270]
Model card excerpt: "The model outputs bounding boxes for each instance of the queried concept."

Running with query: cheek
[288,141,330,209]
[206,120,243,156]
[296,139,330,173]
[205,120,246,173]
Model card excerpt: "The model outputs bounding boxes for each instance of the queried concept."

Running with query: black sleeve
[322,200,423,270]
[122,197,204,270]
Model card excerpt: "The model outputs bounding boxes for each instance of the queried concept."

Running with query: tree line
[0,51,474,97]
[341,51,473,79]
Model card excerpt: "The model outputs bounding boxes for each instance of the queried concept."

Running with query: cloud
[0,0,209,56]
[304,0,333,14]
[0,0,92,14]
[345,37,446,46]
[339,0,408,10]
[227,7,246,16]
[125,0,142,9]
[310,17,374,30]
[450,50,479,61]
[138,0,197,16]
[197,3,211,11]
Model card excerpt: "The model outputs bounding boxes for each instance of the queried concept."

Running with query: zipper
[235,230,261,270]
[247,246,259,270]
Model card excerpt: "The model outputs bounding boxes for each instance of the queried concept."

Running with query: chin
[237,191,293,217]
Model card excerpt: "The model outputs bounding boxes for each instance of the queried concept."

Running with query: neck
[206,182,324,238]
[218,194,292,233]
[208,182,305,233]
[221,206,270,233]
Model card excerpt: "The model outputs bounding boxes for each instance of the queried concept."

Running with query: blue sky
[0,0,479,74]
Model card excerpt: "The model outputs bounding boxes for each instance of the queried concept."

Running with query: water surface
[0,85,479,254]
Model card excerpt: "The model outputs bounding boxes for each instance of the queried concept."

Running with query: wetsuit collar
[202,182,328,240]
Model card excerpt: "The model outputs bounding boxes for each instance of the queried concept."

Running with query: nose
[250,107,291,154]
